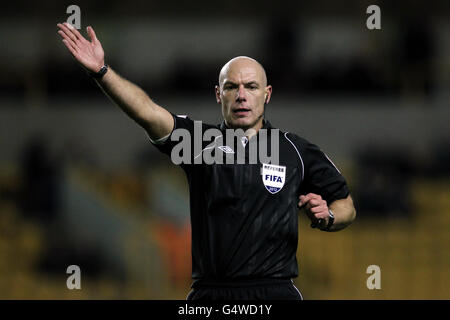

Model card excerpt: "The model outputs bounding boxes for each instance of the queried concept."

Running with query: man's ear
[215,85,221,104]
[265,85,273,104]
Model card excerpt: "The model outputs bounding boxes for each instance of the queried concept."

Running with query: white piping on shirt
[193,135,223,160]
[284,132,305,182]
[291,279,304,300]
[149,133,171,145]
[324,153,342,174]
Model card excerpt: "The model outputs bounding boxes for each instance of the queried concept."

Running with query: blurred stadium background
[0,0,449,299]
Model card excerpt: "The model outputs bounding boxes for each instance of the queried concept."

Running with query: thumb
[86,26,98,43]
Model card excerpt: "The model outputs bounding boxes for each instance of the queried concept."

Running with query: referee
[57,23,356,300]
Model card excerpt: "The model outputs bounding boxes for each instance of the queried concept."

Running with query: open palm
[57,22,105,73]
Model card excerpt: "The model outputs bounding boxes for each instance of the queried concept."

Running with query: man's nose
[236,85,246,101]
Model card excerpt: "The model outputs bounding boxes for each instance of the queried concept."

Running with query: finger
[297,196,305,208]
[298,194,312,206]
[58,23,78,43]
[58,24,77,43]
[62,39,79,57]
[299,193,323,206]
[64,22,86,42]
[308,197,326,206]
[310,205,327,214]
[86,26,98,43]
[58,30,77,47]
[59,33,79,54]
[305,193,322,201]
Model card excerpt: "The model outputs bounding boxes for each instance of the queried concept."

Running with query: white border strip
[284,132,305,181]
[193,135,223,160]
[324,153,342,174]
[291,279,304,300]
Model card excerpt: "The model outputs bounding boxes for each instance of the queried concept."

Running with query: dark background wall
[0,0,449,299]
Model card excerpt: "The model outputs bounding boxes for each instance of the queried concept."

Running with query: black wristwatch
[88,64,109,79]
[311,209,335,231]
[321,210,335,231]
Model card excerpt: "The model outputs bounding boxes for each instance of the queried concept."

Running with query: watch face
[91,65,108,78]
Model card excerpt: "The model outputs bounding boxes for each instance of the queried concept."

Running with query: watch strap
[88,64,109,79]
[322,210,335,231]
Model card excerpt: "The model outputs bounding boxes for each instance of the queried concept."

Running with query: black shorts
[186,278,303,300]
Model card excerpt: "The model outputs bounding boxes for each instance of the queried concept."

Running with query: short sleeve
[297,138,350,204]
[150,113,195,157]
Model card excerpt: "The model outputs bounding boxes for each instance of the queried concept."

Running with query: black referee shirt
[152,114,349,281]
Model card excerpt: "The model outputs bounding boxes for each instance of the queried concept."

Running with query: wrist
[320,210,335,231]
[88,63,109,79]
[310,210,335,231]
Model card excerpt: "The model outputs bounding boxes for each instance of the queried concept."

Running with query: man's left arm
[299,193,356,232]
[327,195,356,231]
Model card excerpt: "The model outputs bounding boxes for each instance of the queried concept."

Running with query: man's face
[216,58,272,132]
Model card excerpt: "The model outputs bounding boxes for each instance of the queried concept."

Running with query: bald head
[218,56,267,88]
[215,56,272,132]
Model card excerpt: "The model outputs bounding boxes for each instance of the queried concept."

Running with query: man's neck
[224,119,264,139]
[246,120,263,139]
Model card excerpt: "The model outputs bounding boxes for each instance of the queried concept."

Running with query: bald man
[57,23,356,300]
[215,56,272,134]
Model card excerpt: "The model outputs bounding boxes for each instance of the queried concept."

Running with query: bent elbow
[349,207,357,224]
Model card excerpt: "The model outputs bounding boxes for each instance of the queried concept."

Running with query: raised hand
[57,22,105,73]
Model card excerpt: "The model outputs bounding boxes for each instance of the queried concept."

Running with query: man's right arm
[56,22,174,140]
[95,67,174,140]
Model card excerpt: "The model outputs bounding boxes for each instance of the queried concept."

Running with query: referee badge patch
[261,163,286,194]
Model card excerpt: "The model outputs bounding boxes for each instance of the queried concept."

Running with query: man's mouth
[233,107,251,117]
